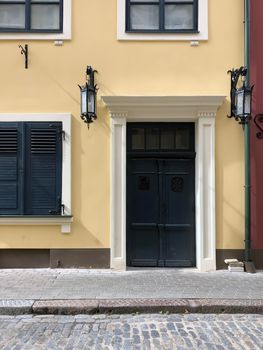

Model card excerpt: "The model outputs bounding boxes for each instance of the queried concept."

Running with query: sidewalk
[0,268,262,315]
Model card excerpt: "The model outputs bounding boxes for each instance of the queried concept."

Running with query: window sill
[0,32,71,41]
[0,215,73,233]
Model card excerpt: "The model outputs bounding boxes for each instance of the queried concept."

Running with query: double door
[127,158,195,267]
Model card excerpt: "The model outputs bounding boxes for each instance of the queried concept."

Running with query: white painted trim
[0,0,71,40]
[117,0,208,41]
[110,116,127,270]
[0,113,72,233]
[102,95,225,272]
[195,116,216,271]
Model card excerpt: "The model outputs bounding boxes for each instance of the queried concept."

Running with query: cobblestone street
[0,314,262,350]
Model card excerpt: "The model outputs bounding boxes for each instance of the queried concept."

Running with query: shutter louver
[0,123,23,214]
[25,122,62,215]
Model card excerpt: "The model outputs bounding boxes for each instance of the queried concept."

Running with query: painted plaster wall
[0,0,244,249]
[251,0,263,249]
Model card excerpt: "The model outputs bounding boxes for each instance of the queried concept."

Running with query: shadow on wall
[216,99,245,249]
[70,104,110,248]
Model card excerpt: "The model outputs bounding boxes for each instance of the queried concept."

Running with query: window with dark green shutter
[0,121,63,216]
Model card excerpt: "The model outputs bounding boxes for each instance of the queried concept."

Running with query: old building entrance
[127,123,196,267]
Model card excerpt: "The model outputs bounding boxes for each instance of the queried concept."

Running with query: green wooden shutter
[0,122,23,215]
[24,122,63,215]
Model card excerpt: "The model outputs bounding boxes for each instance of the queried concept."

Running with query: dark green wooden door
[126,123,196,267]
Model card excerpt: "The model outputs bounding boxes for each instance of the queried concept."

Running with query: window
[0,121,63,215]
[126,0,198,33]
[128,123,194,152]
[0,0,63,33]
[118,0,207,41]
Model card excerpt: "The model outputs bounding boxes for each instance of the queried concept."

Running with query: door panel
[127,158,195,267]
[163,160,195,266]
[127,159,160,266]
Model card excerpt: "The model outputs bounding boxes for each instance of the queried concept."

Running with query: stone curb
[0,299,262,315]
[0,300,34,315]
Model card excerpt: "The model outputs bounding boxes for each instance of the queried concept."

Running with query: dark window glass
[146,128,159,150]
[0,0,63,32]
[160,129,175,150]
[128,123,194,153]
[132,128,145,150]
[126,0,198,33]
[176,128,190,149]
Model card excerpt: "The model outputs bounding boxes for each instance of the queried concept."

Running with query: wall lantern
[78,66,98,127]
[228,66,253,124]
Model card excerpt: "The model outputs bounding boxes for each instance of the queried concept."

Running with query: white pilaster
[196,114,216,271]
[110,113,127,270]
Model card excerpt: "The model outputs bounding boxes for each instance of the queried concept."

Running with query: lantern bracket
[86,66,98,87]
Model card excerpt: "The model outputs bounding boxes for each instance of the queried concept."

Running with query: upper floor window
[126,0,198,33]
[0,0,63,33]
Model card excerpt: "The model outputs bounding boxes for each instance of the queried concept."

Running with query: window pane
[0,5,25,29]
[176,128,190,149]
[130,5,159,30]
[165,5,194,30]
[165,0,193,2]
[132,128,145,150]
[146,128,159,150]
[160,129,175,150]
[31,4,60,30]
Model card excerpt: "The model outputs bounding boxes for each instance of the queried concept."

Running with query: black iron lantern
[79,66,98,126]
[228,67,253,124]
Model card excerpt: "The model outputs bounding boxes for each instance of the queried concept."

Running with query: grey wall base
[0,248,262,269]
[0,249,110,269]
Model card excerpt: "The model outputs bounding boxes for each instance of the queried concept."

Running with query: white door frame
[102,96,225,272]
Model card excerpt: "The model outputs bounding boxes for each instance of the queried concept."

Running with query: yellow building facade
[0,0,245,270]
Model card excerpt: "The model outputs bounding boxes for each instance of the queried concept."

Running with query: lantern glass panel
[88,90,95,114]
[236,89,244,117]
[81,87,87,115]
[244,90,251,116]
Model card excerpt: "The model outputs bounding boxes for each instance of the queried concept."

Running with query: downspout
[244,0,254,267]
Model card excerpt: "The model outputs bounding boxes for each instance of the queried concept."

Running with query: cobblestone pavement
[0,314,262,350]
[0,269,262,300]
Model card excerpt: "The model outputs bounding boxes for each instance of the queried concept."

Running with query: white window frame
[0,113,72,233]
[0,0,71,40]
[118,0,208,41]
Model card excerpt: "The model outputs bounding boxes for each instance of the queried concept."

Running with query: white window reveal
[118,0,208,41]
[0,0,71,40]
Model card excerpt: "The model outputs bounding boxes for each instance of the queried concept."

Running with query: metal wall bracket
[18,44,28,69]
[254,114,263,139]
